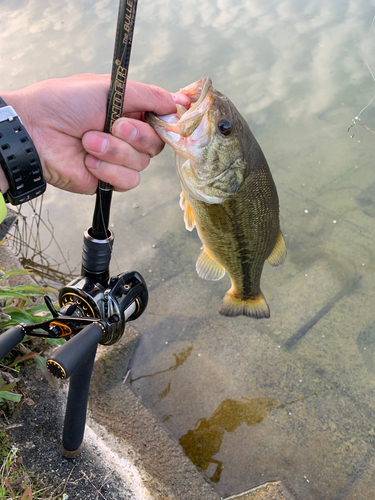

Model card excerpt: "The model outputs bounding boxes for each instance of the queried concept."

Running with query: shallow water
[3,0,375,498]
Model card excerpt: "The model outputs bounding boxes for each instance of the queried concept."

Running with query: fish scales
[188,167,279,298]
[146,77,286,318]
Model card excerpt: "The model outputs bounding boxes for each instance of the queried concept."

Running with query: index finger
[124,80,191,116]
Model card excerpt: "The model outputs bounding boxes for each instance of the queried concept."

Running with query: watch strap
[0,96,46,205]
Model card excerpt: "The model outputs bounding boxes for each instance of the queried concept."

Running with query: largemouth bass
[146,77,286,318]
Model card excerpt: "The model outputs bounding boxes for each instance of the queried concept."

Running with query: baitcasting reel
[45,266,148,379]
[58,269,148,346]
[0,228,148,380]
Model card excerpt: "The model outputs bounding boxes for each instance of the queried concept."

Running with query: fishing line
[348,12,375,138]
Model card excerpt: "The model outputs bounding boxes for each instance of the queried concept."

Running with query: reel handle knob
[46,322,105,379]
[0,325,25,362]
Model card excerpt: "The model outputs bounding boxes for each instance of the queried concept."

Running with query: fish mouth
[145,77,213,148]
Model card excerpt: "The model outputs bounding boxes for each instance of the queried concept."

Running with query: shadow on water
[357,320,375,373]
[179,388,334,485]
[356,181,375,219]
[179,397,278,484]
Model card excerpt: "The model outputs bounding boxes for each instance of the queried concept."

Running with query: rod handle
[0,325,25,362]
[46,322,104,379]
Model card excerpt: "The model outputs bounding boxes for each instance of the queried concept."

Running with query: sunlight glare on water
[3,0,375,498]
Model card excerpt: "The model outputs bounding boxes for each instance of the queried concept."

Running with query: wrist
[0,94,46,204]
[0,94,15,193]
[0,90,30,133]
[0,166,10,194]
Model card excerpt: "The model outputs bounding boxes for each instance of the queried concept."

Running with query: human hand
[0,74,190,195]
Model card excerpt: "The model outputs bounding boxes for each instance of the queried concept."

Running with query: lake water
[3,0,375,498]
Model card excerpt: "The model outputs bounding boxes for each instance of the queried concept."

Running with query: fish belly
[184,169,281,318]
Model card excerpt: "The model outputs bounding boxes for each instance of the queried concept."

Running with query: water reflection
[1,0,116,87]
[180,397,278,483]
[2,0,374,126]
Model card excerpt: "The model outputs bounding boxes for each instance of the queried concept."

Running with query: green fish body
[146,77,286,318]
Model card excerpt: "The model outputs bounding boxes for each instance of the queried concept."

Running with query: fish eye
[218,119,232,136]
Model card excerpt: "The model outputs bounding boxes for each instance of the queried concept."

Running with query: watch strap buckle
[0,106,18,124]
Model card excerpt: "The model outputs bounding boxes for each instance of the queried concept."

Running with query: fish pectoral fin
[180,191,196,230]
[179,191,185,211]
[183,197,196,231]
[267,231,287,267]
[196,247,226,281]
[219,289,270,319]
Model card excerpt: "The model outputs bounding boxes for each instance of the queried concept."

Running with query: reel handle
[0,325,25,362]
[46,322,105,379]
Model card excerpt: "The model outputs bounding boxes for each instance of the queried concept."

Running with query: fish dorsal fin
[267,231,287,267]
[180,192,195,231]
[196,246,226,281]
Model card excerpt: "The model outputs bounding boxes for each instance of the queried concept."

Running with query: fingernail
[172,92,190,107]
[83,133,108,153]
[114,119,137,141]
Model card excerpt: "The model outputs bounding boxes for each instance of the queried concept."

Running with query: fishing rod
[0,0,148,457]
[91,0,138,241]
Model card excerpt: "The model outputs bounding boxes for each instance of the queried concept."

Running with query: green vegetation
[0,440,70,499]
[0,267,65,415]
[0,268,70,499]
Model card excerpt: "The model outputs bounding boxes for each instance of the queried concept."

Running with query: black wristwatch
[0,96,46,205]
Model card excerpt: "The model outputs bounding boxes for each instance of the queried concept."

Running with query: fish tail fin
[219,289,270,319]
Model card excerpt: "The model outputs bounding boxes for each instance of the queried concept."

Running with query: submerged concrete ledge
[89,331,220,500]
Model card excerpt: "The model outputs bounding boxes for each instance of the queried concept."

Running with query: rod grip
[46,322,104,379]
[0,325,25,361]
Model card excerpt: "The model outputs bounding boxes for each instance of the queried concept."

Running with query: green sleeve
[0,193,7,223]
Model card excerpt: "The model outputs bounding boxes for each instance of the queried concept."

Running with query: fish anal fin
[219,289,270,319]
[267,231,287,267]
[196,247,226,281]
